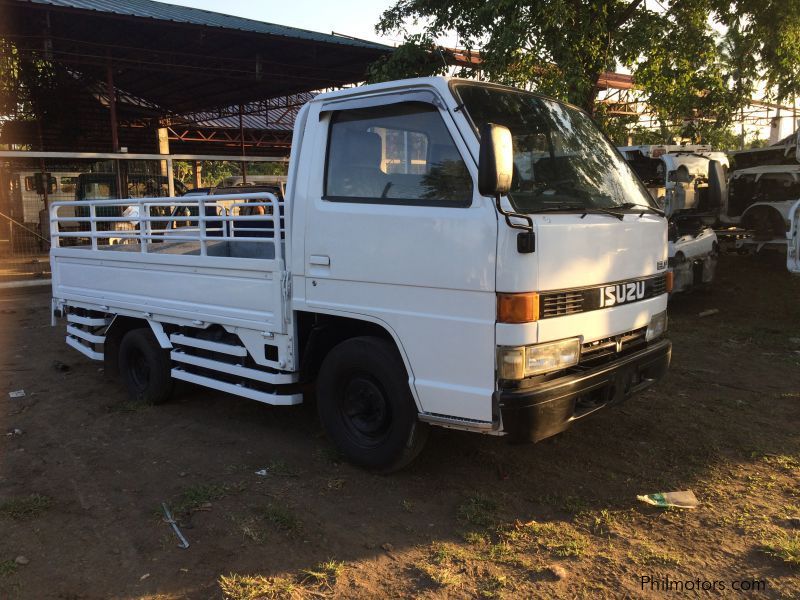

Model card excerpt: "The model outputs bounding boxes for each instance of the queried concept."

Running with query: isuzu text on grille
[599,281,646,307]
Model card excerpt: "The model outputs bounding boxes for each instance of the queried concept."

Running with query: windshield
[452,83,657,213]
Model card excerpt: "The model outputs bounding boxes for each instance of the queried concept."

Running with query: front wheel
[316,336,428,472]
[118,328,173,404]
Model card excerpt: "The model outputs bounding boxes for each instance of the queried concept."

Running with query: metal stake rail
[50,192,285,263]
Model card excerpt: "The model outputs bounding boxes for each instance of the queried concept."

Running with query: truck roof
[312,76,454,103]
[310,77,573,108]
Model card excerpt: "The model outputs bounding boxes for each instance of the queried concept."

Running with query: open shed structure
[0,0,391,279]
[0,0,390,154]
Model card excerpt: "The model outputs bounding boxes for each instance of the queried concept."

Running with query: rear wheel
[118,328,173,404]
[316,336,428,472]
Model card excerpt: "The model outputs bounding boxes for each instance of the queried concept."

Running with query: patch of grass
[628,543,683,567]
[400,499,415,513]
[478,573,508,598]
[0,560,18,577]
[219,574,297,600]
[231,514,268,545]
[762,454,800,472]
[300,560,344,588]
[760,532,800,567]
[507,520,590,558]
[261,502,301,533]
[577,508,635,536]
[485,540,516,564]
[720,503,771,534]
[430,542,466,565]
[457,493,497,528]
[415,543,467,588]
[0,494,52,520]
[463,531,489,546]
[174,484,228,514]
[415,561,463,588]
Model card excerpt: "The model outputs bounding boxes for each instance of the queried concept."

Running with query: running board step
[170,350,297,385]
[67,324,106,344]
[67,313,110,327]
[171,368,302,406]
[66,335,104,361]
[169,334,247,357]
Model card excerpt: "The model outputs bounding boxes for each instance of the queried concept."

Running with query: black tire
[118,328,173,404]
[316,336,428,472]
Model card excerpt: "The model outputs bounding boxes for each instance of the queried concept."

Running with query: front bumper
[496,338,671,442]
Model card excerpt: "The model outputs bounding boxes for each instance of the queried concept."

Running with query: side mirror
[478,123,513,196]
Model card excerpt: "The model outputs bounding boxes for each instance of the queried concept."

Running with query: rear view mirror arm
[494,193,535,253]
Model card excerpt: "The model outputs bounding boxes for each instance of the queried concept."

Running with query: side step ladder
[65,312,109,361]
[169,333,302,406]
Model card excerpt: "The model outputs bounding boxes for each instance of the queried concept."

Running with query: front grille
[541,290,583,318]
[651,277,667,296]
[538,275,667,319]
[578,327,647,367]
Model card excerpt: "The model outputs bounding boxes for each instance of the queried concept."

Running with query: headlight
[497,337,581,380]
[646,310,668,341]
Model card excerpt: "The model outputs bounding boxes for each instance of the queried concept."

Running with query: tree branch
[610,0,645,31]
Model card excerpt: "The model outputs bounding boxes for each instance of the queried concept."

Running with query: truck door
[303,96,498,422]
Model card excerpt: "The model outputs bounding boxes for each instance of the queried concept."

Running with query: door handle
[309,255,330,266]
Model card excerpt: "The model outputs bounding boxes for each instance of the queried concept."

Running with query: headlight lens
[646,310,668,341]
[498,337,581,380]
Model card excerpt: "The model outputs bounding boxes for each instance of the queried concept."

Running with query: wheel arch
[295,310,421,410]
[741,202,790,238]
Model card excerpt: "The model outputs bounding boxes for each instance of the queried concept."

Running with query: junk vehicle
[164,184,285,239]
[727,132,800,272]
[74,173,188,243]
[8,170,80,225]
[49,78,672,470]
[618,145,728,293]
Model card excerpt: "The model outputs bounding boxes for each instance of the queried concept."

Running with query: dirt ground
[0,251,798,600]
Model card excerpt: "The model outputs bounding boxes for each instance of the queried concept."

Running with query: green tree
[374,0,658,113]
[373,1,800,144]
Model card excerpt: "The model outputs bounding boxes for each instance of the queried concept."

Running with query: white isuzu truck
[50,78,672,471]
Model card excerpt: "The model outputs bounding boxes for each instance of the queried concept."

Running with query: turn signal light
[664,271,674,293]
[497,292,539,323]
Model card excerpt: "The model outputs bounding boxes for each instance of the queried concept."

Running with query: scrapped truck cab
[50,77,671,471]
[618,145,725,293]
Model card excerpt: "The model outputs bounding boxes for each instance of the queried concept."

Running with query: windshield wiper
[617,202,665,217]
[529,204,626,221]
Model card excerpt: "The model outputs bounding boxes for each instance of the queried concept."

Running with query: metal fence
[0,152,288,285]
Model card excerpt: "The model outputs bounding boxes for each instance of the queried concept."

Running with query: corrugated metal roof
[21,0,391,50]
[189,114,294,131]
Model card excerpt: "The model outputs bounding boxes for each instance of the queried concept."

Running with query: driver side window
[324,101,473,206]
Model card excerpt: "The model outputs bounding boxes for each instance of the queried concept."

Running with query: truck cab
[618,144,726,293]
[51,77,672,470]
